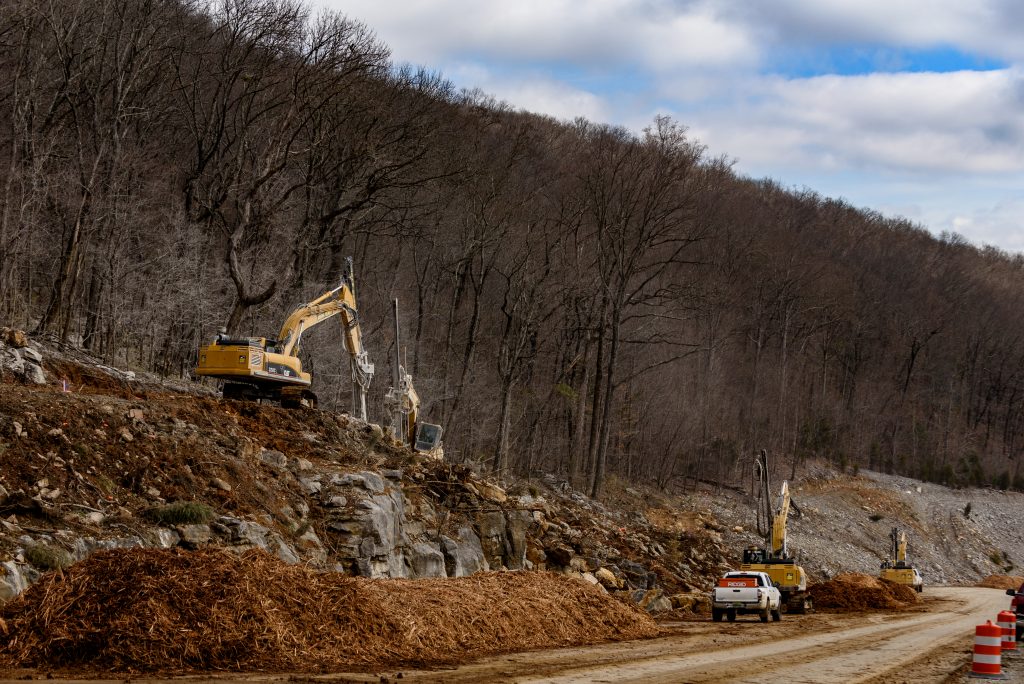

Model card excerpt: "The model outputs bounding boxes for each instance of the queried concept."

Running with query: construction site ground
[3,336,1024,682]
[0,587,1013,683]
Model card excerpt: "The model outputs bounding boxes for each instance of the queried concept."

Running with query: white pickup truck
[711,571,782,623]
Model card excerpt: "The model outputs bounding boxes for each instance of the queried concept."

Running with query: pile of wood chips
[0,547,660,673]
[977,575,1024,590]
[809,572,920,610]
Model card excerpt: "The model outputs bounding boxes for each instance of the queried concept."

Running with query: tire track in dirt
[517,588,1005,683]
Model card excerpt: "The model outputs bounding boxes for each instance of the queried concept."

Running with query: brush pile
[0,547,660,673]
[809,572,920,610]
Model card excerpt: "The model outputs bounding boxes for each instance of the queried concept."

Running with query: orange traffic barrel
[970,621,1008,679]
[998,611,1017,652]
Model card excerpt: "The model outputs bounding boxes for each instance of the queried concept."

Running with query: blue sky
[313,0,1024,251]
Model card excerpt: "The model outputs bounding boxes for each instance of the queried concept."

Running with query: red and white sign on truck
[711,571,782,623]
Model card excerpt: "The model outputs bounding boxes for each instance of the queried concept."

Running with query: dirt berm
[0,547,660,673]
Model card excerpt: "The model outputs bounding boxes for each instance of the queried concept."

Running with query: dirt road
[0,588,1012,684]
[384,587,1010,683]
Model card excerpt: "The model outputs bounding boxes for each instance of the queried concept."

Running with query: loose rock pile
[0,547,661,673]
[809,572,920,610]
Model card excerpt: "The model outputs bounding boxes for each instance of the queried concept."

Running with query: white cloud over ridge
[314,0,1024,250]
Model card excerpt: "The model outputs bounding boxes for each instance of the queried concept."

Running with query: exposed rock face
[0,330,46,385]
[0,561,37,601]
[441,527,490,577]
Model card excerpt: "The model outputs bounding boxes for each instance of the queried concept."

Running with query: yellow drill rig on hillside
[880,527,924,592]
[195,257,374,415]
[740,449,812,613]
[383,298,443,455]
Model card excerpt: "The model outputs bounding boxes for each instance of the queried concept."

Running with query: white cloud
[310,0,1024,250]
[680,69,1024,176]
[445,62,611,122]
[319,0,760,71]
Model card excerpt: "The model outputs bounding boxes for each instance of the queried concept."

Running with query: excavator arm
[771,481,791,557]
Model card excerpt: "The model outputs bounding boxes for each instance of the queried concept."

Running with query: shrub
[143,501,215,526]
[24,543,71,571]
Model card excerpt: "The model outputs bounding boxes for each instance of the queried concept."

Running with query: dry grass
[0,547,661,673]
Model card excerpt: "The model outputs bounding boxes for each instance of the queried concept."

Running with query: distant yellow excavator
[740,449,812,613]
[195,257,374,416]
[880,527,924,592]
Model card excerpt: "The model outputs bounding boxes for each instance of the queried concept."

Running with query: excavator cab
[414,422,443,453]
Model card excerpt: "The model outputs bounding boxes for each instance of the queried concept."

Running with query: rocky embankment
[3,328,1018,619]
[0,331,727,615]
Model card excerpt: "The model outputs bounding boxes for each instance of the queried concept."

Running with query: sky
[311,0,1024,252]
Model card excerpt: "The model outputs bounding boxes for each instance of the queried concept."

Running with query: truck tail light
[757,589,763,600]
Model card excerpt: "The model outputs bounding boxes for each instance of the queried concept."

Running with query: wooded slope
[2,0,1023,494]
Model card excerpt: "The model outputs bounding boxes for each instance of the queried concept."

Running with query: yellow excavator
[383,298,443,455]
[740,449,812,613]
[880,527,924,592]
[195,257,374,416]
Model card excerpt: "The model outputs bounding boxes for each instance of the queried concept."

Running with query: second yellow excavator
[195,257,374,416]
[740,449,812,613]
[880,527,924,592]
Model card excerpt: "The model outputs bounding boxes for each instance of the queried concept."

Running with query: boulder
[154,528,181,548]
[546,545,574,567]
[21,361,46,385]
[595,567,620,589]
[177,524,213,547]
[258,449,289,470]
[670,591,712,614]
[638,588,673,614]
[475,511,508,570]
[214,517,271,550]
[504,509,532,570]
[406,541,447,578]
[333,472,385,494]
[0,561,37,602]
[440,526,490,577]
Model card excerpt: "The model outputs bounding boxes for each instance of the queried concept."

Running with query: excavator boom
[196,257,374,418]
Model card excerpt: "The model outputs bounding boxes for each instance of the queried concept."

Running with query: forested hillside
[3,0,1024,495]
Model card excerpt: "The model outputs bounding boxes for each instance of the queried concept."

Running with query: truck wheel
[727,609,737,622]
[760,608,769,623]
[772,608,782,621]
[712,608,723,622]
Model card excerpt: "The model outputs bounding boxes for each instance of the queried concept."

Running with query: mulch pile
[0,547,660,673]
[809,572,920,611]
[977,575,1024,590]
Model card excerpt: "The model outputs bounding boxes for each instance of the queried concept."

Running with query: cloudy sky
[312,0,1024,251]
